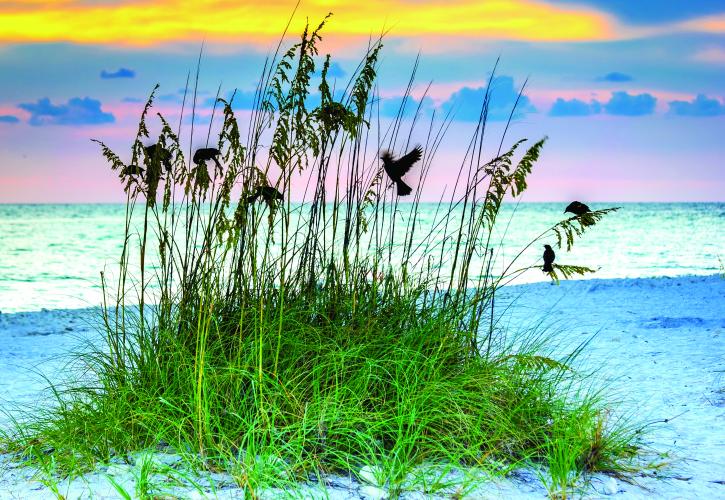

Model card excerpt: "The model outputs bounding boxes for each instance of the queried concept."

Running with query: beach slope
[1,275,723,498]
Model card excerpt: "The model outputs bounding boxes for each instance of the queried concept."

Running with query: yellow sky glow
[0,0,616,45]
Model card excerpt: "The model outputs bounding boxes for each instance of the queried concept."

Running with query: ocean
[1,203,723,313]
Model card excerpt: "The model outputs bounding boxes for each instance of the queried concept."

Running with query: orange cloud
[680,14,725,34]
[0,0,615,46]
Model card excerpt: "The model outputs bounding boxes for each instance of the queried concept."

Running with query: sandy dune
[1,275,723,498]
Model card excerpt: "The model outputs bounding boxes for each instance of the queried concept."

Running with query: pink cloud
[693,47,725,64]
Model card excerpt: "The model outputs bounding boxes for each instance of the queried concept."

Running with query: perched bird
[144,144,172,173]
[380,146,422,196]
[564,201,591,216]
[246,186,284,204]
[543,245,555,273]
[121,164,144,176]
[193,147,222,171]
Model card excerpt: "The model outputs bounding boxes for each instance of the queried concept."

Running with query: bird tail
[543,263,554,273]
[245,193,259,204]
[396,179,413,196]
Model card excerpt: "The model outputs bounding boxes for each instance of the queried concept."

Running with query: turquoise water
[1,203,723,313]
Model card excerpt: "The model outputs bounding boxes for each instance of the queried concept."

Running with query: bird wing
[393,146,422,176]
[202,148,219,159]
[245,186,262,203]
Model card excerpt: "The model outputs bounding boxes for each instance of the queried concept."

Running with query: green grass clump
[1,15,642,498]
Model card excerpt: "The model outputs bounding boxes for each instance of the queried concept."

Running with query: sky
[0,0,724,202]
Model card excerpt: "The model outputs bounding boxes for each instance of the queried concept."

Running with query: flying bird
[543,245,555,273]
[144,144,172,173]
[564,201,591,216]
[380,146,422,196]
[193,147,222,171]
[246,186,284,204]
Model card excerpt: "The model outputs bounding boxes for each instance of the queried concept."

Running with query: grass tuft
[1,16,643,498]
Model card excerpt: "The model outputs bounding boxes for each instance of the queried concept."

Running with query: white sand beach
[1,274,724,499]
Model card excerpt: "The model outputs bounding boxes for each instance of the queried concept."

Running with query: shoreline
[1,274,724,498]
[3,270,724,316]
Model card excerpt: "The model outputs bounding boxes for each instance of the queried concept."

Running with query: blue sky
[0,0,723,202]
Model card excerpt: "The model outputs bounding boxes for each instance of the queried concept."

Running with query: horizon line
[2,200,724,206]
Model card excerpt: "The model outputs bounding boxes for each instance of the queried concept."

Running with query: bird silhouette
[193,147,222,172]
[543,244,555,273]
[564,201,590,216]
[380,146,422,196]
[246,186,284,204]
[144,144,172,173]
[121,164,144,176]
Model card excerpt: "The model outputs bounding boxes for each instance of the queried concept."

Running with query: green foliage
[268,14,331,170]
[496,353,571,372]
[511,136,546,197]
[482,138,547,228]
[553,208,620,252]
[483,141,524,211]
[312,55,359,138]
[547,264,598,284]
[91,139,129,189]
[351,41,382,123]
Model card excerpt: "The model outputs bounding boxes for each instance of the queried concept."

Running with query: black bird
[121,164,144,176]
[543,244,555,273]
[144,144,172,173]
[564,201,591,216]
[380,146,422,196]
[193,147,222,171]
[246,186,284,204]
